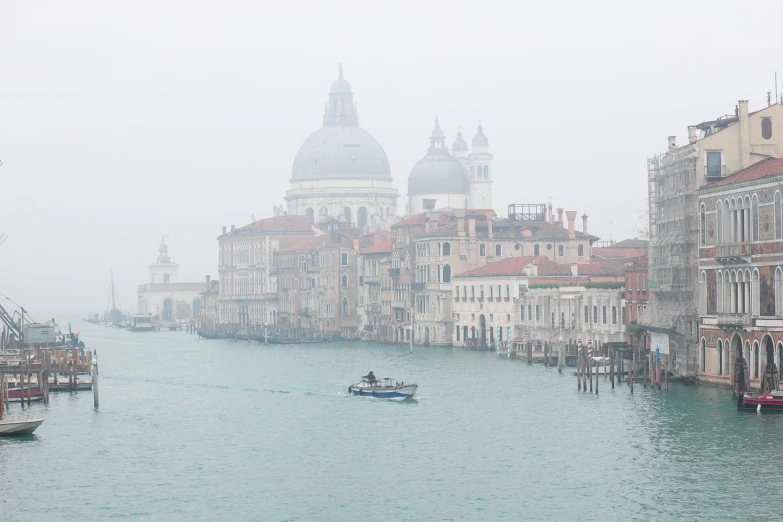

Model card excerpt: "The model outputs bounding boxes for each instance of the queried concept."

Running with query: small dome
[330,63,351,94]
[408,155,470,196]
[452,130,468,152]
[472,124,489,147]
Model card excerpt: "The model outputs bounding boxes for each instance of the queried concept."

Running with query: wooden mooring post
[577,349,582,391]
[610,347,615,389]
[582,350,587,393]
[543,342,548,367]
[595,357,598,394]
[665,356,669,391]
[644,352,648,388]
[527,341,533,365]
[631,350,635,395]
[93,350,99,408]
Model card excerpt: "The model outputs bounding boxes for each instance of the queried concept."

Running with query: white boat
[349,375,417,399]
[573,356,617,376]
[0,417,44,436]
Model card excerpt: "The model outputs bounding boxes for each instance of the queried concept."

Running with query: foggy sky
[2,0,783,319]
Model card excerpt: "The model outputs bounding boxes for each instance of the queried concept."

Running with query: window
[534,244,540,256]
[342,298,349,316]
[762,117,773,140]
[602,306,607,324]
[505,285,510,300]
[706,151,722,177]
[480,244,486,256]
[716,201,723,245]
[622,306,626,324]
[359,276,363,286]
[456,326,460,341]
[305,208,314,223]
[593,306,598,323]
[342,275,348,288]
[558,245,564,257]
[551,312,555,328]
[480,286,484,300]
[536,305,540,321]
[700,204,706,245]
[443,242,451,256]
[612,306,617,324]
[358,206,368,228]
[584,305,589,323]
[561,312,565,328]
[489,286,493,300]
[443,264,451,282]
[471,286,475,299]
[777,192,783,240]
[528,305,532,321]
[163,273,169,283]
[495,245,502,256]
[752,195,759,241]
[343,207,352,224]
[578,244,584,257]
[341,253,348,266]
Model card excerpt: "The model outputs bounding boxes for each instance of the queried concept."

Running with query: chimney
[739,100,750,169]
[688,126,698,144]
[487,217,493,239]
[423,198,436,233]
[582,214,588,234]
[230,224,235,233]
[667,136,676,150]
[457,216,466,237]
[222,226,227,235]
[570,263,578,276]
[566,211,577,239]
[557,208,564,227]
[468,216,476,237]
[548,202,554,223]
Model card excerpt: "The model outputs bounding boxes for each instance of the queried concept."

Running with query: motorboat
[349,375,417,399]
[739,391,783,411]
[0,417,44,436]
[5,386,44,403]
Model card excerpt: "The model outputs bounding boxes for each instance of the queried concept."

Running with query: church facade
[137,242,204,323]
[285,66,399,232]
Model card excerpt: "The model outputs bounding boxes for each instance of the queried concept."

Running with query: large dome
[408,118,469,196]
[291,66,391,182]
[292,126,391,182]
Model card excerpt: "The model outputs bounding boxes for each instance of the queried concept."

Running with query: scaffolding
[640,144,699,377]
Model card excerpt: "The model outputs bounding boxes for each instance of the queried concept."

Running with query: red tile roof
[394,212,428,226]
[706,157,783,188]
[454,256,626,278]
[360,236,392,254]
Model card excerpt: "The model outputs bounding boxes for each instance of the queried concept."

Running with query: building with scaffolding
[643,99,783,377]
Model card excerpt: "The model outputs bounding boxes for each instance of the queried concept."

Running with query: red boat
[740,391,783,411]
[6,386,44,403]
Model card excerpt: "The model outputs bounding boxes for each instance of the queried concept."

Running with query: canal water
[2,324,782,521]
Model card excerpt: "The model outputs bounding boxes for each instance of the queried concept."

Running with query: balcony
[717,313,752,327]
[364,275,381,285]
[392,299,407,309]
[715,243,752,262]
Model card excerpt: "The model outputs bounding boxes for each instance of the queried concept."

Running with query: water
[2,325,782,521]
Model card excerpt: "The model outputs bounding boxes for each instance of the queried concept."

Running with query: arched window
[612,306,617,324]
[776,192,783,239]
[752,195,759,241]
[593,306,598,323]
[343,207,352,224]
[717,339,723,375]
[358,206,368,228]
[558,245,564,257]
[495,245,502,257]
[716,201,723,245]
[443,242,451,256]
[762,117,773,140]
[602,306,607,324]
[480,244,486,256]
[484,165,489,178]
[753,341,760,378]
[534,244,540,256]
[700,204,706,245]
[305,208,314,223]
[443,264,451,283]
[342,298,349,316]
[342,274,348,288]
[578,244,584,257]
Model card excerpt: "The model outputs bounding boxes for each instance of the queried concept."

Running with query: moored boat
[0,417,44,436]
[739,391,783,411]
[349,373,417,399]
[5,386,44,403]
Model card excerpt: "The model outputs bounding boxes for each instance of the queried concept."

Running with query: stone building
[407,119,493,215]
[137,241,204,323]
[624,256,649,347]
[697,157,783,389]
[644,100,783,376]
[358,232,392,341]
[451,256,625,349]
[198,275,220,331]
[285,66,399,232]
[217,215,317,331]
[274,224,362,339]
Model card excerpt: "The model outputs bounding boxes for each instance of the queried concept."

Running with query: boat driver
[365,371,376,384]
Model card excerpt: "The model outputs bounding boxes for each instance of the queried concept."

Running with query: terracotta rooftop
[704,157,783,188]
[224,215,314,237]
[359,234,392,254]
[454,256,625,278]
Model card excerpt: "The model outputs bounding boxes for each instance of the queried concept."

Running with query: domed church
[407,120,493,214]
[285,66,399,232]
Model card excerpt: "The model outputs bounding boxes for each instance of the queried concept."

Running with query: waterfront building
[407,120,493,214]
[451,256,625,349]
[198,275,220,331]
[217,215,317,331]
[624,256,649,348]
[274,223,362,338]
[696,157,783,389]
[390,200,597,345]
[285,66,399,232]
[137,241,204,322]
[644,99,783,377]
[358,232,392,341]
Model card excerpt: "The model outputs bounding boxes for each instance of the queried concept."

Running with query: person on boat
[365,371,376,384]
